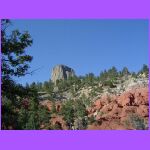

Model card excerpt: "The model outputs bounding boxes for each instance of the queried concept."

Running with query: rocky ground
[39,75,149,130]
[87,86,148,130]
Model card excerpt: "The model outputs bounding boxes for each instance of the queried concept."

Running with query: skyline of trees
[26,64,149,93]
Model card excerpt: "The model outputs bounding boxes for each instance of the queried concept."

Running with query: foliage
[61,100,75,129]
[2,19,33,84]
[131,72,138,78]
[138,64,149,77]
[88,116,95,124]
[99,67,118,81]
[43,81,54,93]
[74,99,87,119]
[121,67,130,76]
[128,114,147,130]
[102,80,116,88]
[1,19,42,130]
[74,99,88,129]
[1,97,19,129]
[38,106,51,125]
[1,19,33,102]
[51,102,57,114]
[60,98,88,130]
[107,66,118,78]
[51,122,63,130]
[83,73,96,86]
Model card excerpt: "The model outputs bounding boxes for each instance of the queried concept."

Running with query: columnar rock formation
[51,65,75,83]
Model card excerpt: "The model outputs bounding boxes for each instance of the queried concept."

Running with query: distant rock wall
[51,65,75,83]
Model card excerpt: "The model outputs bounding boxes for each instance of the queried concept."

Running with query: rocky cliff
[39,75,149,130]
[38,65,149,130]
[40,85,149,130]
[87,86,149,130]
[51,65,75,83]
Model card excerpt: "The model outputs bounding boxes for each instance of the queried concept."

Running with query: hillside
[33,65,149,130]
[2,64,149,130]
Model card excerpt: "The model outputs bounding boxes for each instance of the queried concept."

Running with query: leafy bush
[128,114,147,130]
[88,116,95,124]
[103,80,116,88]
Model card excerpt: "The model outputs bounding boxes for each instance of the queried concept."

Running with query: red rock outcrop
[39,100,53,111]
[39,100,62,112]
[87,87,149,130]
[39,87,148,130]
[50,114,68,130]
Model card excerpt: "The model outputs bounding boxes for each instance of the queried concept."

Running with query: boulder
[120,106,137,118]
[39,100,53,111]
[134,87,148,105]
[117,92,135,107]
[137,105,149,117]
[50,114,68,130]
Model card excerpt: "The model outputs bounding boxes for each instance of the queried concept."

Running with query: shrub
[103,80,116,88]
[128,114,147,130]
[88,116,95,124]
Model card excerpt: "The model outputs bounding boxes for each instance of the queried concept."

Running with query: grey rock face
[51,65,75,83]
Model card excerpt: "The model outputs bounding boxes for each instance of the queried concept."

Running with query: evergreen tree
[107,66,118,79]
[99,70,108,81]
[25,97,39,129]
[61,100,75,129]
[36,82,43,91]
[25,83,30,89]
[1,19,38,130]
[2,19,33,100]
[30,82,37,90]
[138,64,149,76]
[43,81,54,94]
[121,67,130,76]
[38,106,51,129]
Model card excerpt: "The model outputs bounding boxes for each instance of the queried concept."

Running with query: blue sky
[9,19,148,85]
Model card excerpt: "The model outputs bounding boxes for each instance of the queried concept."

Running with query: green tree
[1,19,33,100]
[138,64,149,77]
[121,67,130,76]
[25,83,30,88]
[1,19,36,130]
[43,81,54,94]
[51,102,57,113]
[61,98,88,130]
[107,66,118,79]
[83,73,96,86]
[61,100,75,129]
[99,70,108,81]
[1,97,19,129]
[30,82,37,90]
[25,97,39,129]
[38,106,51,125]
[74,99,87,118]
[36,82,43,91]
